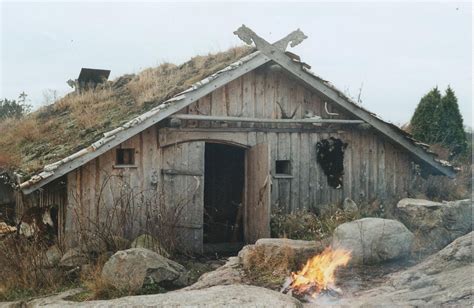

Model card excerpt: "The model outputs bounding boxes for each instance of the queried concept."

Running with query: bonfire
[281,247,351,301]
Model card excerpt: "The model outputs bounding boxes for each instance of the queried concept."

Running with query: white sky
[1,1,472,126]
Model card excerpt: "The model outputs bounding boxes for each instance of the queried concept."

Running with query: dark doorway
[204,143,245,246]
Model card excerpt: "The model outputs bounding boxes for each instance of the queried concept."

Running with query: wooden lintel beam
[171,114,364,124]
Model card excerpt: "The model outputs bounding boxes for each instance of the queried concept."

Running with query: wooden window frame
[275,160,292,177]
[114,148,136,167]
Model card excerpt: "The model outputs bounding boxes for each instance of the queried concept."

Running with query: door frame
[243,143,271,243]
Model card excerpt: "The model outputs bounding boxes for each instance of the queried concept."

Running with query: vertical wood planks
[309,133,319,210]
[299,133,310,210]
[342,132,352,199]
[377,138,386,199]
[290,133,300,211]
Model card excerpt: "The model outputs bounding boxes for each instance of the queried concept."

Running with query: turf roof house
[15,26,454,252]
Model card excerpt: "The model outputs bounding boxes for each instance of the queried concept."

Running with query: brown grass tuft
[242,245,296,289]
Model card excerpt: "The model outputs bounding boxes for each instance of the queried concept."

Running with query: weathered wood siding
[178,66,416,212]
[64,66,418,248]
[66,126,162,245]
[159,128,415,213]
[183,67,353,124]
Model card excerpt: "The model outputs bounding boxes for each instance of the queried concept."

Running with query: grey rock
[338,232,473,307]
[396,198,473,253]
[101,248,188,291]
[59,248,89,268]
[342,197,358,213]
[185,257,243,290]
[239,238,329,268]
[24,285,302,307]
[332,218,414,264]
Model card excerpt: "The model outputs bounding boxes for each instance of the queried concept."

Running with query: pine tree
[410,87,442,144]
[410,86,467,156]
[438,86,467,155]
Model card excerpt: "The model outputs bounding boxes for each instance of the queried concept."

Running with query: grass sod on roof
[0,46,253,178]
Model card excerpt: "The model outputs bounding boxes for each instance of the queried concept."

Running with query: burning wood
[281,246,351,301]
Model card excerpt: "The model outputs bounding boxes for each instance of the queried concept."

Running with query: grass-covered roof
[0,46,253,176]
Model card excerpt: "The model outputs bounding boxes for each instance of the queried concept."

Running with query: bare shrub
[70,172,199,257]
[0,236,70,301]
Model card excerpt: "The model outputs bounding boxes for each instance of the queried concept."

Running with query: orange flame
[289,247,351,297]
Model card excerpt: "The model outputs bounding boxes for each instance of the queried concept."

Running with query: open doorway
[203,143,245,249]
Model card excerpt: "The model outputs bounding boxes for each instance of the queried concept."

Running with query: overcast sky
[1,1,472,126]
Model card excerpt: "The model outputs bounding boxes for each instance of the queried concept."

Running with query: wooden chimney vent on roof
[76,68,110,91]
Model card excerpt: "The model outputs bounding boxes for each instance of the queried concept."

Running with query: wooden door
[161,142,204,253]
[244,143,271,243]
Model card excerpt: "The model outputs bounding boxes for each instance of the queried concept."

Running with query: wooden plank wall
[185,67,354,124]
[66,126,161,245]
[63,65,418,247]
[155,128,415,215]
[180,66,415,213]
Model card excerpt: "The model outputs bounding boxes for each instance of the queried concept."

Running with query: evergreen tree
[410,87,442,143]
[410,86,467,156]
[0,92,31,120]
[438,86,467,155]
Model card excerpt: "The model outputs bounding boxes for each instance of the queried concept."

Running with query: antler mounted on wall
[233,25,308,51]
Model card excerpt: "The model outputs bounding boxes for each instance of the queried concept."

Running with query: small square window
[275,160,291,175]
[116,148,135,166]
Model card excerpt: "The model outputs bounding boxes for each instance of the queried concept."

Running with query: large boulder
[342,197,358,213]
[332,218,414,264]
[238,238,329,269]
[59,248,89,268]
[185,257,243,290]
[23,284,302,307]
[396,198,473,253]
[338,232,473,307]
[101,248,188,291]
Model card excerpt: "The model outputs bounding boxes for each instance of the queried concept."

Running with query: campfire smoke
[282,247,351,301]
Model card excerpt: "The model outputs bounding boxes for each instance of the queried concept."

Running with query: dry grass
[270,208,360,241]
[408,173,470,202]
[76,254,128,301]
[0,46,252,175]
[0,236,72,301]
[242,245,296,289]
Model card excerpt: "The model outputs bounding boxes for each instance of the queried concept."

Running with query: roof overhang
[20,26,455,194]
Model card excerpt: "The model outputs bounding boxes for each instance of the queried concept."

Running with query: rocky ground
[1,198,472,307]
